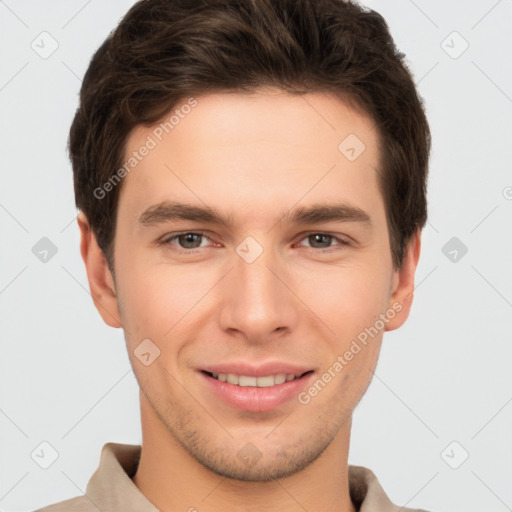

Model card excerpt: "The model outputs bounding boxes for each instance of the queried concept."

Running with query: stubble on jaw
[137,372,355,482]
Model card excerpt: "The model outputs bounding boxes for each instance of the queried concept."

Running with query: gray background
[1,1,511,511]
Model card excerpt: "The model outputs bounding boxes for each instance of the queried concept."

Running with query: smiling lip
[198,362,315,412]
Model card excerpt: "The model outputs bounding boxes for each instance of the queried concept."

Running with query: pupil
[181,233,200,248]
[312,234,330,247]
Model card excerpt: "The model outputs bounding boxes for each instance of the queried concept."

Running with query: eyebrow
[137,201,372,229]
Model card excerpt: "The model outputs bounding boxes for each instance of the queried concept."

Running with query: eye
[296,233,350,251]
[159,231,351,253]
[161,232,212,250]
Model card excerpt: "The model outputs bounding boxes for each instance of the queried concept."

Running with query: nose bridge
[218,238,297,340]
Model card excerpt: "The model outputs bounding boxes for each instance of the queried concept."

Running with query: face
[80,89,419,481]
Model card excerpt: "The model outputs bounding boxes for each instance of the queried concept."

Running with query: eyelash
[159,231,351,254]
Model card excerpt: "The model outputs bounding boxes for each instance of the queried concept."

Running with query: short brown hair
[69,0,430,271]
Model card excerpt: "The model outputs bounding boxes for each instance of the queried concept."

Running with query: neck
[132,392,356,512]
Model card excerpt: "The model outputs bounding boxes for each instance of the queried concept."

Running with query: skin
[78,89,421,512]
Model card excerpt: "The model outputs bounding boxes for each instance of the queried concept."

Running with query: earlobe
[385,229,421,332]
[77,212,122,328]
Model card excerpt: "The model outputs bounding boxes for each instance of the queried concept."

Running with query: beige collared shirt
[34,442,430,512]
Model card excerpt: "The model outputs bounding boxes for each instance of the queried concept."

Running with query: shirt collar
[86,443,158,512]
[85,442,404,512]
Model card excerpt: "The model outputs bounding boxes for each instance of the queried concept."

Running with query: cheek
[303,267,388,405]
[296,260,392,337]
[115,253,223,350]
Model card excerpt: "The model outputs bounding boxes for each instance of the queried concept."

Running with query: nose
[217,244,299,344]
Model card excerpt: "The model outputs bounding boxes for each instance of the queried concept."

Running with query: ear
[384,229,421,332]
[77,211,122,328]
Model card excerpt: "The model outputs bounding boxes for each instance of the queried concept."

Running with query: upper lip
[200,362,314,377]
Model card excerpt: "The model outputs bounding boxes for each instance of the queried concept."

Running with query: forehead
[118,90,382,226]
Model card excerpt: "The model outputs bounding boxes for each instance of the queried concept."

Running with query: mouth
[199,368,315,412]
[201,370,313,387]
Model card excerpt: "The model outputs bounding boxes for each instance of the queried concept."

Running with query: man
[37,0,431,510]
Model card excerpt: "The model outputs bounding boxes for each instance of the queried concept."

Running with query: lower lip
[199,371,314,412]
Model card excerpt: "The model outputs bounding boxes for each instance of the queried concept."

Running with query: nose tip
[217,248,297,342]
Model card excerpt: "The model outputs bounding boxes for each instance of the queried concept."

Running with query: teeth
[256,375,275,387]
[239,375,257,386]
[210,372,300,387]
[274,374,287,385]
[227,374,239,385]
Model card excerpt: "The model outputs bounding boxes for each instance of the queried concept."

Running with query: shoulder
[33,495,97,512]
